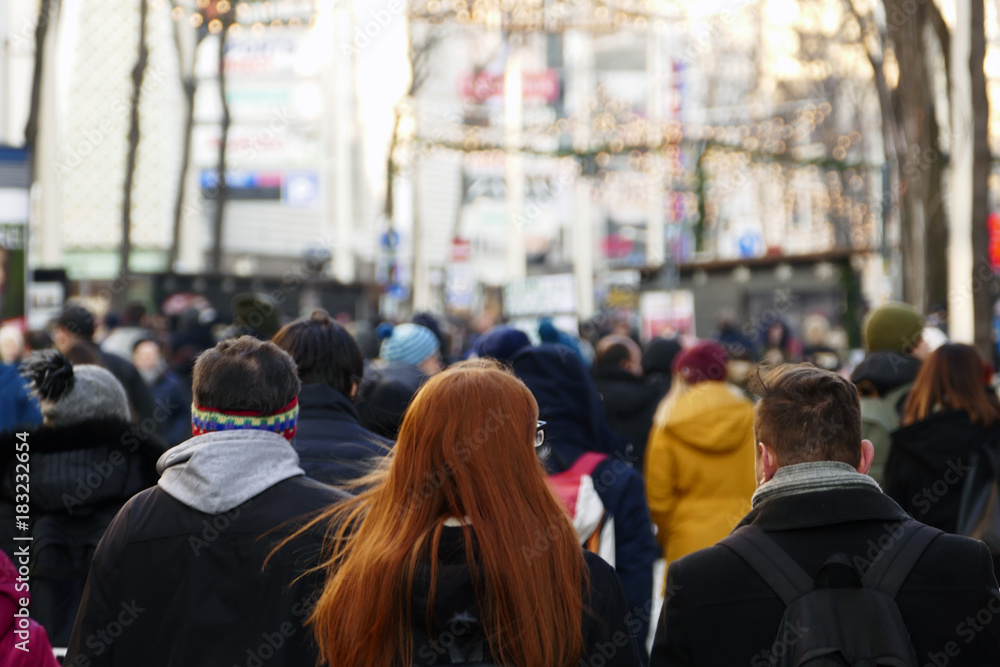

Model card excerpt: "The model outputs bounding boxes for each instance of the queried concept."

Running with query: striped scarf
[191,398,299,440]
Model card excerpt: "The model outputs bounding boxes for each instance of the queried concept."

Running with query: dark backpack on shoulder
[720,522,939,666]
[957,443,1000,554]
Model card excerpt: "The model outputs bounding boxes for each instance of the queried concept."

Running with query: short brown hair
[193,336,300,413]
[748,363,862,467]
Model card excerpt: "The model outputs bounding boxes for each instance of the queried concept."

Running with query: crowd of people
[0,294,999,666]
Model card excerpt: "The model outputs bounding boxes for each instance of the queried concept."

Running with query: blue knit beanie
[380,323,439,366]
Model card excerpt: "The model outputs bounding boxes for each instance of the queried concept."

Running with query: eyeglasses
[535,421,546,448]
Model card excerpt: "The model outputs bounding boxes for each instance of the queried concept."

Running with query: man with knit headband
[651,363,1000,666]
[65,336,347,667]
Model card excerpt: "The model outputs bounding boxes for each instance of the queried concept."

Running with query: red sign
[452,237,472,262]
[459,70,560,103]
[600,234,635,259]
[990,212,1000,271]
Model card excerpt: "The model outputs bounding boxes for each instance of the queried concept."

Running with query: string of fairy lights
[163,0,882,253]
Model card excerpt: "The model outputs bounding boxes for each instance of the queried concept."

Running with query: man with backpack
[650,363,1000,666]
[849,301,929,483]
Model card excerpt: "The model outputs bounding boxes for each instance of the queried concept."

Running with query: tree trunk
[210,23,230,272]
[121,0,149,298]
[24,0,54,182]
[970,0,993,356]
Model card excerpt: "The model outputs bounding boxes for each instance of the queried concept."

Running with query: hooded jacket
[884,410,1000,535]
[0,551,59,667]
[410,527,640,666]
[850,350,922,483]
[644,381,756,563]
[292,383,393,487]
[64,429,349,667]
[591,366,662,472]
[509,346,659,650]
[0,419,162,646]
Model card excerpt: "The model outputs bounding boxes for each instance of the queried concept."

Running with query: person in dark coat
[132,339,192,447]
[300,360,640,667]
[591,335,662,473]
[472,324,531,363]
[508,345,660,654]
[0,352,161,645]
[273,310,392,487]
[884,344,1000,540]
[64,336,349,667]
[850,301,928,483]
[650,364,1000,666]
[52,304,157,431]
[642,336,681,400]
[0,362,41,431]
[357,323,442,439]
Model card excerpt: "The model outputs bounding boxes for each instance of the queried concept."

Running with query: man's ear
[857,439,875,475]
[757,442,779,484]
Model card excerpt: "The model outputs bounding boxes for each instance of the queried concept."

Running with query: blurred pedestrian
[850,301,928,483]
[293,360,641,667]
[644,340,756,564]
[132,338,191,447]
[650,364,1000,666]
[715,310,757,362]
[273,311,393,487]
[0,359,41,432]
[884,344,1000,537]
[760,318,801,364]
[641,336,681,400]
[1,351,161,645]
[592,335,662,473]
[0,325,25,365]
[471,324,531,362]
[510,345,659,651]
[100,301,151,361]
[65,336,348,667]
[357,323,442,439]
[52,304,157,431]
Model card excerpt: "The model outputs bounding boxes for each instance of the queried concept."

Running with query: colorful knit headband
[192,398,299,440]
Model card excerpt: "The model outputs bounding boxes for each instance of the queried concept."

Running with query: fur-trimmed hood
[0,418,162,515]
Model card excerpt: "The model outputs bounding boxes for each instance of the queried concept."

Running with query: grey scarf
[157,430,304,514]
[752,461,882,508]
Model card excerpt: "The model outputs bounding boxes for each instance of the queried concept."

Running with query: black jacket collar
[736,486,911,532]
[298,383,361,422]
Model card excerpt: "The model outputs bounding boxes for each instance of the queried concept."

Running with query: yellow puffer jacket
[644,381,756,564]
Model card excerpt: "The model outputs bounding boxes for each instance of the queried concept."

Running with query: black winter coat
[0,419,163,645]
[411,527,641,667]
[64,476,349,667]
[650,487,1000,666]
[591,366,663,471]
[293,383,393,487]
[884,410,1000,534]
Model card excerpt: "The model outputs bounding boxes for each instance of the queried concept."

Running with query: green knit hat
[863,302,925,353]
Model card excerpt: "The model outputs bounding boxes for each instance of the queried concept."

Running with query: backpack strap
[860,522,940,598]
[565,452,608,477]
[719,526,814,605]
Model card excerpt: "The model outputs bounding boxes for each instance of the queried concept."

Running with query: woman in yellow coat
[644,340,756,564]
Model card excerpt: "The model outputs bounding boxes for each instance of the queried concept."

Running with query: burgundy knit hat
[673,340,729,384]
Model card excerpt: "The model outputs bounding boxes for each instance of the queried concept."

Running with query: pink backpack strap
[566,451,608,477]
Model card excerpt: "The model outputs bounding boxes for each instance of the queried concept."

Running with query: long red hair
[903,343,1000,427]
[293,359,586,667]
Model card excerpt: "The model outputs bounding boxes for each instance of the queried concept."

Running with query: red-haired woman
[291,359,641,667]
[884,343,1000,536]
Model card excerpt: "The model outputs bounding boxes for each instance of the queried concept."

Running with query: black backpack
[957,443,1000,554]
[720,522,939,666]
